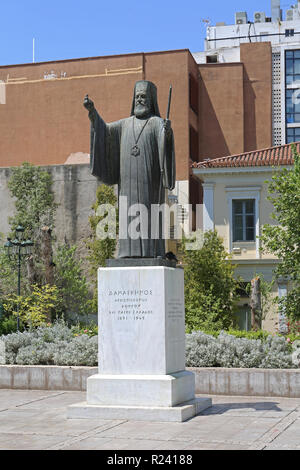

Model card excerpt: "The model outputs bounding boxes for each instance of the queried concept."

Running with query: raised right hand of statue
[83,94,95,112]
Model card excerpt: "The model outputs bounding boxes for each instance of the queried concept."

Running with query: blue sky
[0,0,292,65]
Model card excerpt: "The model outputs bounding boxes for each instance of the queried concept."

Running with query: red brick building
[0,44,273,212]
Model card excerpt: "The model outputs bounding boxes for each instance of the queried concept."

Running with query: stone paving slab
[0,432,70,451]
[14,391,87,410]
[0,389,64,408]
[0,390,299,450]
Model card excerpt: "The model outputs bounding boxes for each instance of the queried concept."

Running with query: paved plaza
[0,389,299,450]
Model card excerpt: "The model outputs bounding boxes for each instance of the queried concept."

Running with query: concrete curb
[0,365,300,397]
[0,365,96,392]
[189,367,300,398]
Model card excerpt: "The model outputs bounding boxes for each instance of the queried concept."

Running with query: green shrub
[2,320,97,366]
[219,329,271,341]
[186,331,295,369]
[1,322,297,369]
[0,315,22,336]
[197,328,297,351]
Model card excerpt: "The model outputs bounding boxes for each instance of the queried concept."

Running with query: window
[189,177,202,231]
[287,127,300,143]
[286,89,300,123]
[206,54,218,63]
[260,32,269,42]
[285,50,300,142]
[285,50,300,86]
[226,187,260,258]
[232,199,255,242]
[234,305,251,331]
[285,29,295,37]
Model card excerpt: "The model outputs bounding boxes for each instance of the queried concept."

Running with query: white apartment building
[193,0,300,146]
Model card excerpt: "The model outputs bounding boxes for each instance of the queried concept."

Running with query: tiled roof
[192,142,299,169]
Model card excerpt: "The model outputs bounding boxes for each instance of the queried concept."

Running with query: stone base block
[67,397,212,422]
[86,371,195,407]
[97,266,186,375]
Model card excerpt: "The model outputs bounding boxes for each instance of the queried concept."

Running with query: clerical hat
[130,80,161,117]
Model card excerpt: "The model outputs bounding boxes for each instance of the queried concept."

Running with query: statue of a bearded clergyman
[83,80,175,259]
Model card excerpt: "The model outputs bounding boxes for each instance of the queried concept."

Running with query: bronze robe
[90,111,175,258]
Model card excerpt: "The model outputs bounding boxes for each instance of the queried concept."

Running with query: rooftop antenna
[32,38,35,63]
[201,18,211,28]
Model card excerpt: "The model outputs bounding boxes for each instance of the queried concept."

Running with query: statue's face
[134,84,151,118]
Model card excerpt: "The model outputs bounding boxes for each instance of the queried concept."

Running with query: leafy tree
[85,185,118,311]
[8,162,57,238]
[3,284,59,328]
[0,234,17,297]
[53,244,92,317]
[86,184,118,271]
[261,147,300,321]
[7,162,58,288]
[4,163,97,324]
[182,230,238,332]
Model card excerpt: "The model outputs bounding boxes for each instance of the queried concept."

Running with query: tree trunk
[250,277,262,331]
[26,255,37,286]
[41,226,54,286]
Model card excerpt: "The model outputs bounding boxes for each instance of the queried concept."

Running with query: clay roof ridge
[195,141,299,169]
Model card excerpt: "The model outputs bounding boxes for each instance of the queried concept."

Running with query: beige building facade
[192,142,297,332]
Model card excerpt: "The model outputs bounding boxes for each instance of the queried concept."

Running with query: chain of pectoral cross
[131,117,150,157]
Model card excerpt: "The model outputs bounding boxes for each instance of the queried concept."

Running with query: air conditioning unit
[286,9,294,21]
[235,12,248,25]
[254,12,266,23]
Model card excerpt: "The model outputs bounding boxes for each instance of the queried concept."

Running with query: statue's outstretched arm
[83,94,97,125]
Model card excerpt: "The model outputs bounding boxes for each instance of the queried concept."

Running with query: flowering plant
[286,321,300,337]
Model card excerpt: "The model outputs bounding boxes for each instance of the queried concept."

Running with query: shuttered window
[232,199,255,242]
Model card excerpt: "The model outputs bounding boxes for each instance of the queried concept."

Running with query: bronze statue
[84,80,175,258]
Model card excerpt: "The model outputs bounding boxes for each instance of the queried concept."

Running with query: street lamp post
[4,225,34,331]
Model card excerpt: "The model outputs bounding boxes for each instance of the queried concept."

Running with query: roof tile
[192,141,299,169]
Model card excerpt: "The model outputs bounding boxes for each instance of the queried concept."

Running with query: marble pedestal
[68,264,211,422]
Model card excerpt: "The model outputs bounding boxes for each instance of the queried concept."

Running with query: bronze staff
[155,85,173,257]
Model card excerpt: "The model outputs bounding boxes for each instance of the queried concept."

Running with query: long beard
[134,104,150,118]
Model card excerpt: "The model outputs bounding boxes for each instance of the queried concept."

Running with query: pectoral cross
[131,145,140,157]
